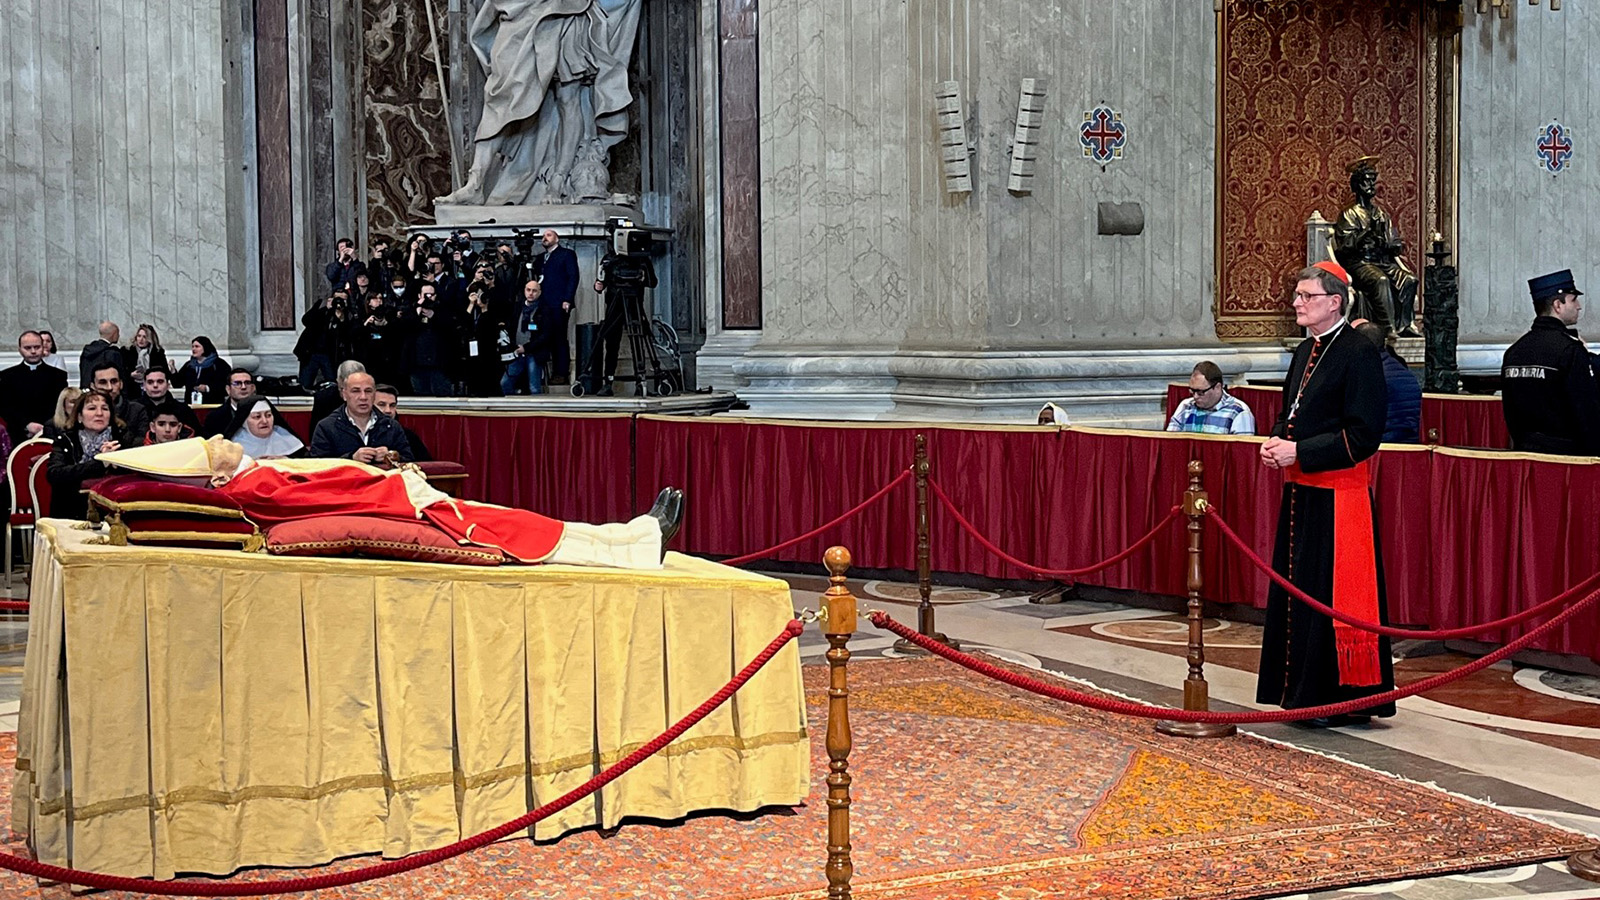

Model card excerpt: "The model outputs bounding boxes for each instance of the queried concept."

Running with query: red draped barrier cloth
[1163,383,1510,449]
[256,408,1599,661]
[633,416,919,567]
[279,409,633,524]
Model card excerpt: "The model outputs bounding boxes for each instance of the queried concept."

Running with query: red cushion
[89,475,245,515]
[9,513,33,527]
[115,515,260,549]
[416,461,468,478]
[265,516,503,566]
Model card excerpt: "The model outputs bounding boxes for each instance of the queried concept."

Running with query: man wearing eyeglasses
[1166,361,1255,435]
[200,368,259,438]
[1256,260,1393,728]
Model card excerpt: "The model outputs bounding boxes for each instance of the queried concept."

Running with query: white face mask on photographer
[392,284,407,297]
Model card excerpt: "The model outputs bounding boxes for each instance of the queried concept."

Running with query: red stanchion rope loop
[870,584,1600,724]
[1206,507,1600,641]
[0,620,807,895]
[0,601,29,612]
[722,468,913,566]
[928,478,1181,579]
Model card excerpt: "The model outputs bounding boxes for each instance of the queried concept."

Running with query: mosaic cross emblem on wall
[1537,121,1573,174]
[1080,105,1127,164]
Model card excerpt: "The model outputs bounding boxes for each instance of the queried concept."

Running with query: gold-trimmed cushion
[265,516,504,566]
[88,475,247,520]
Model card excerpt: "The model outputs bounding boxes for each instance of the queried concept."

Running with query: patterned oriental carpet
[0,658,1591,900]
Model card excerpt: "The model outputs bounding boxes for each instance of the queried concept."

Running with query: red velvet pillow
[89,475,246,517]
[265,516,503,566]
[416,461,468,478]
[89,475,260,549]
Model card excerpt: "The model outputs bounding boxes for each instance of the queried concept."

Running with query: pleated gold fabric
[14,521,809,880]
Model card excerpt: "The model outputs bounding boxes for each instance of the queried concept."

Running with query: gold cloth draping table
[13,520,809,880]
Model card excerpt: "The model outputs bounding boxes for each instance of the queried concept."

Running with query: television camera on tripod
[573,217,683,398]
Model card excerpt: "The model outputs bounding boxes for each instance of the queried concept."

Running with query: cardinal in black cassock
[1257,261,1395,723]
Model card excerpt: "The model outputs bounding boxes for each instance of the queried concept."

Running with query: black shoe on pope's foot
[649,487,684,555]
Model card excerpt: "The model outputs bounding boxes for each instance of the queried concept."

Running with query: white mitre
[96,437,249,484]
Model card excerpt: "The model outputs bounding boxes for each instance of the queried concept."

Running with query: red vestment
[218,462,566,563]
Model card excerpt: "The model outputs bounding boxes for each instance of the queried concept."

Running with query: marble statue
[437,0,644,207]
[1332,157,1419,338]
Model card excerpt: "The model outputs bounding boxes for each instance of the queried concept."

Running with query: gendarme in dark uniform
[1501,269,1600,456]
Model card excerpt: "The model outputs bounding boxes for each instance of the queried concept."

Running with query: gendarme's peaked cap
[1528,269,1583,302]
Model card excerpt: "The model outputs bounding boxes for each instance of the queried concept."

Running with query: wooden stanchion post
[895,433,959,653]
[823,546,856,900]
[1156,460,1237,739]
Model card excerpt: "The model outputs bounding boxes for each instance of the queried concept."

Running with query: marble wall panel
[258,0,298,329]
[719,0,761,329]
[1458,4,1598,343]
[756,0,1214,351]
[0,0,234,351]
[362,0,455,235]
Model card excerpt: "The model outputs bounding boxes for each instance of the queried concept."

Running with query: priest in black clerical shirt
[1256,261,1394,727]
[0,330,69,444]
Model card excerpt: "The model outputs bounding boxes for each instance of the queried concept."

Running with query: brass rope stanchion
[1155,460,1236,739]
[895,434,959,654]
[822,546,856,900]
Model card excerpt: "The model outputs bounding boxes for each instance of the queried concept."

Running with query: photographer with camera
[324,237,366,292]
[400,281,455,396]
[368,236,396,287]
[294,291,359,390]
[502,280,546,395]
[404,233,432,278]
[587,239,657,397]
[356,291,400,388]
[458,278,507,397]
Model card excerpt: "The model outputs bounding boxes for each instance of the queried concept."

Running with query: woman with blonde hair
[43,387,83,439]
[124,323,169,380]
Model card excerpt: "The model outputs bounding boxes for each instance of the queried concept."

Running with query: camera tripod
[572,289,682,398]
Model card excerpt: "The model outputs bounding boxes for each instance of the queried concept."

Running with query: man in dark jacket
[308,372,413,465]
[399,282,455,395]
[88,362,150,442]
[1501,269,1600,455]
[136,366,200,431]
[200,368,258,438]
[1352,320,1420,443]
[538,229,580,382]
[0,330,69,442]
[79,321,126,388]
[374,384,432,462]
[324,238,366,292]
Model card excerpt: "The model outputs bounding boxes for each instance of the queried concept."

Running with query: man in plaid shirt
[1166,361,1256,435]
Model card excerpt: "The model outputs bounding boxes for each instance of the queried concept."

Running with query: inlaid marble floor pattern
[3,572,1598,899]
[785,575,1600,900]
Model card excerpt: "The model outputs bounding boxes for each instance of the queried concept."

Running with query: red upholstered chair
[5,437,52,587]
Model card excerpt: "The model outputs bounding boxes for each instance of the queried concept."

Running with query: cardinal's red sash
[1285,459,1382,686]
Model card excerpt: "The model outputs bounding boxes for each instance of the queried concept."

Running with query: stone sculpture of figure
[437,0,644,207]
[1332,157,1419,338]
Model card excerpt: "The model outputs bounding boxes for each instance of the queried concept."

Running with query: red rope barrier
[0,600,29,612]
[0,620,807,895]
[869,588,1600,724]
[929,478,1181,579]
[1207,507,1600,641]
[722,469,913,566]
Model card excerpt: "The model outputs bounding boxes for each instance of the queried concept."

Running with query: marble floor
[2,567,1598,900]
[779,574,1600,900]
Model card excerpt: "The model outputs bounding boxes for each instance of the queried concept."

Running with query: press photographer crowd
[0,225,664,515]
